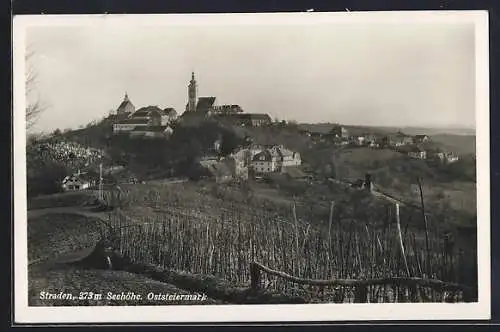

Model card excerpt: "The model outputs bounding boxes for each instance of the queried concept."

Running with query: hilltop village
[28,71,467,193]
[109,72,271,139]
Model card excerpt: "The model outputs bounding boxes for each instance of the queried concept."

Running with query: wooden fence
[249,261,476,303]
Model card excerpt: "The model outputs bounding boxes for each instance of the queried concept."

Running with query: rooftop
[132,106,163,117]
[196,97,216,111]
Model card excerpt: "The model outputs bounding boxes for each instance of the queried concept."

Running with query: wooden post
[99,163,103,200]
[327,201,334,275]
[417,177,431,276]
[354,285,368,303]
[395,203,411,277]
[250,262,261,290]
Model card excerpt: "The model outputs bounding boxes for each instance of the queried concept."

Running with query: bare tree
[25,47,47,130]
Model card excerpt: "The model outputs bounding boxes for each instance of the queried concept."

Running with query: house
[113,105,164,134]
[270,145,302,171]
[61,171,97,191]
[250,145,301,175]
[414,134,430,144]
[408,146,427,159]
[354,136,366,146]
[434,151,460,163]
[329,125,349,139]
[113,118,150,133]
[129,106,162,126]
[251,150,278,174]
[446,154,460,163]
[212,104,244,115]
[442,152,460,163]
[231,145,264,168]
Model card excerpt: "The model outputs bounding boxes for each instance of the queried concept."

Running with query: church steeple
[116,91,135,115]
[188,72,197,112]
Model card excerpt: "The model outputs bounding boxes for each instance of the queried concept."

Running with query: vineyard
[96,181,476,303]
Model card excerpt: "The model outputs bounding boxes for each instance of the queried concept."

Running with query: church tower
[187,72,197,112]
[116,92,135,115]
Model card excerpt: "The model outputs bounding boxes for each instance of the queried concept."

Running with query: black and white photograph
[13,11,490,323]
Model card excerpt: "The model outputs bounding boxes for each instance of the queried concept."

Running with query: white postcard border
[13,11,491,323]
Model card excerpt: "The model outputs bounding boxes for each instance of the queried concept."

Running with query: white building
[270,145,301,170]
[61,171,96,191]
[250,145,301,174]
[435,151,460,164]
[251,150,277,174]
[113,118,150,133]
[112,98,176,135]
[408,147,427,160]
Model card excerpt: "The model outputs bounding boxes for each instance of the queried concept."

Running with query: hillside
[431,134,476,156]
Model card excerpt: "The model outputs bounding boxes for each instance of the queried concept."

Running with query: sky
[24,15,477,133]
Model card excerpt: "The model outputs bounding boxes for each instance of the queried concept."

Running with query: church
[179,72,271,127]
[111,93,177,138]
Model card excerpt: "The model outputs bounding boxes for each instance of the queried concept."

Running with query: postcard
[13,11,490,323]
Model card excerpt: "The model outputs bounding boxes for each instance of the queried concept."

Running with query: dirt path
[28,206,111,220]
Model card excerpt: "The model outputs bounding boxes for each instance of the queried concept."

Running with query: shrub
[27,160,68,197]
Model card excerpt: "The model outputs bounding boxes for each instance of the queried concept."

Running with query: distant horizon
[297,122,476,130]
